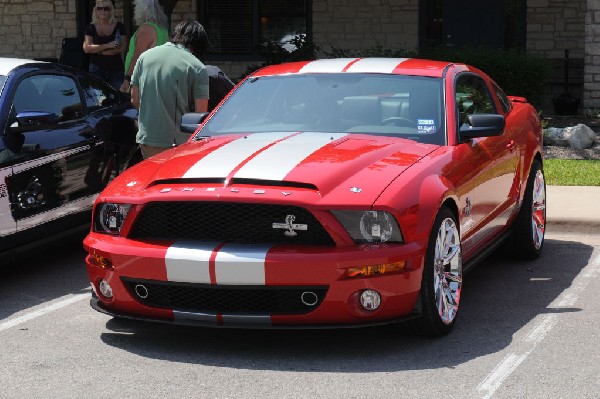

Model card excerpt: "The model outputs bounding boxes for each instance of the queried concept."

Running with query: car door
[453,73,519,252]
[4,72,97,232]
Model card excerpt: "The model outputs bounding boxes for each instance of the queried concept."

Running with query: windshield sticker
[417,119,436,133]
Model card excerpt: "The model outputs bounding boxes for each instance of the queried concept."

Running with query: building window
[421,0,525,50]
[198,0,310,57]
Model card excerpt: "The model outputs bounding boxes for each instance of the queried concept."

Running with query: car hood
[110,132,438,205]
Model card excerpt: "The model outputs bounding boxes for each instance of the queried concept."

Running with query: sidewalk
[546,185,600,234]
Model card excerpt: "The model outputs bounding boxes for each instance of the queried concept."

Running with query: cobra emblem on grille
[272,215,308,237]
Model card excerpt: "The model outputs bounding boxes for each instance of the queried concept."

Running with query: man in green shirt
[130,20,210,159]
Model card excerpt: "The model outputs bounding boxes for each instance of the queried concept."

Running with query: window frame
[454,72,497,128]
[197,0,312,61]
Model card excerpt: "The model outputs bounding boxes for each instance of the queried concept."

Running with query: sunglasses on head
[96,6,110,11]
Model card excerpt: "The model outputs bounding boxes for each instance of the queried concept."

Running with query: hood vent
[149,178,318,191]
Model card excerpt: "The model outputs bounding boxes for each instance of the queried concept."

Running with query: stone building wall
[312,0,419,54]
[584,0,600,109]
[527,0,586,112]
[0,0,79,61]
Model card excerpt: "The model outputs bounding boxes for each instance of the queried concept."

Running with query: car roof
[251,58,456,78]
[0,57,44,76]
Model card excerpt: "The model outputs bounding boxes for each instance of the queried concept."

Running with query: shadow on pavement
[0,231,89,320]
[97,237,595,372]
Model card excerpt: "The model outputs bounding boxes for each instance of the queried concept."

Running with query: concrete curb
[547,219,600,234]
[546,185,600,234]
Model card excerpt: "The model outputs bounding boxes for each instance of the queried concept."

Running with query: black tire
[511,159,546,259]
[399,206,463,336]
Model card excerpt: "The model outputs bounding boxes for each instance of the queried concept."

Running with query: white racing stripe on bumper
[234,132,347,181]
[165,242,271,285]
[215,243,270,285]
[183,132,292,178]
[165,241,217,283]
[167,243,273,325]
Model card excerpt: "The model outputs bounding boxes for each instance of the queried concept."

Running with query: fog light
[98,280,113,298]
[360,289,381,311]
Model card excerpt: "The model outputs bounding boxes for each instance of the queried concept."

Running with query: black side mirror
[180,112,210,133]
[459,114,505,140]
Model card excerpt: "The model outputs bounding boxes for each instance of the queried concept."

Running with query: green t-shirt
[124,21,169,76]
[131,43,209,147]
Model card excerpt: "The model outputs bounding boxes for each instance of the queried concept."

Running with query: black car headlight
[94,203,132,235]
[332,210,403,243]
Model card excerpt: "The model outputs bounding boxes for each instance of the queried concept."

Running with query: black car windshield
[197,73,446,145]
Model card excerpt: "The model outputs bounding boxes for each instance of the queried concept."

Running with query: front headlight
[94,203,132,235]
[332,210,403,243]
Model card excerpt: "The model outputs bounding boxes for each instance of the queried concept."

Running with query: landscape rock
[565,124,596,149]
[544,127,569,146]
[543,124,597,149]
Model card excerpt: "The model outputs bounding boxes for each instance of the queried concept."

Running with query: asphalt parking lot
[1,229,599,399]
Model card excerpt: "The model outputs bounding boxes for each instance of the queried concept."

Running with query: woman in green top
[120,0,169,93]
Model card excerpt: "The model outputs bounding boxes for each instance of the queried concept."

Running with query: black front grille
[122,278,328,315]
[128,202,334,246]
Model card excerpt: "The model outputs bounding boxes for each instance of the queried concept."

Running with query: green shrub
[419,46,550,108]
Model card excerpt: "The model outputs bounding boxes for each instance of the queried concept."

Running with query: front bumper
[84,234,426,328]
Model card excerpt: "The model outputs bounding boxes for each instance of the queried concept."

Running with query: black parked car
[0,58,139,259]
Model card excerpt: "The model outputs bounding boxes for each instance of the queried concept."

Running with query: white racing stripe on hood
[346,58,409,73]
[183,132,292,178]
[234,132,348,181]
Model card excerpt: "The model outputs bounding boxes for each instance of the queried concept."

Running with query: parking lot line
[476,250,600,398]
[0,292,89,333]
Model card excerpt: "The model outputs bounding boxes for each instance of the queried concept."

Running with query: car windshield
[198,73,446,145]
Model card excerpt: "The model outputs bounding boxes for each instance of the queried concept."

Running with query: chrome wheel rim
[531,170,546,250]
[433,217,462,325]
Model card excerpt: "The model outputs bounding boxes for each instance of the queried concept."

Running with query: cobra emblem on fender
[272,214,308,237]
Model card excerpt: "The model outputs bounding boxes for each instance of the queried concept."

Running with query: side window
[455,74,495,125]
[12,77,45,114]
[493,83,511,113]
[84,77,121,110]
[35,75,82,121]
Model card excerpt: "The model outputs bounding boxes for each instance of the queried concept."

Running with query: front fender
[375,166,457,245]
